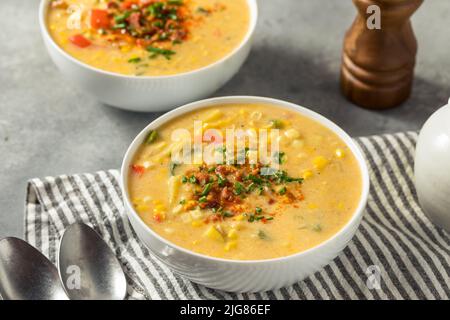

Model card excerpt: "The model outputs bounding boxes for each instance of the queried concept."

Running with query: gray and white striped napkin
[25,132,450,300]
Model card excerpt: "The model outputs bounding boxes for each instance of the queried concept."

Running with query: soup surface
[47,0,250,76]
[128,104,362,260]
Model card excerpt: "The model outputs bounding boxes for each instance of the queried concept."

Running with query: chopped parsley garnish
[145,130,158,144]
[128,57,142,64]
[147,46,176,60]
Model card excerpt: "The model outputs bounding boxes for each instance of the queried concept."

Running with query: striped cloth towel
[24,132,450,300]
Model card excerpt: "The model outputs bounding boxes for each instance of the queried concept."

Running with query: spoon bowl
[0,237,68,300]
[58,222,127,300]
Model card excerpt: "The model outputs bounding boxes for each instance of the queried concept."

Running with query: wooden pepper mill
[341,0,423,109]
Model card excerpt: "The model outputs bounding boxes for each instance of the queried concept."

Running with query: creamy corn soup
[47,0,250,76]
[128,104,362,260]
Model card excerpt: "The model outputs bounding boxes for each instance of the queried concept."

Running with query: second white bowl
[38,0,258,112]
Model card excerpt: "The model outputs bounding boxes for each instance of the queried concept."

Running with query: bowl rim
[120,96,370,264]
[38,0,258,79]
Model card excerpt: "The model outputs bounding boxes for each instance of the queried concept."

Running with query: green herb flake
[146,46,176,60]
[201,183,212,196]
[234,182,245,196]
[145,130,158,144]
[270,119,284,129]
[128,57,142,64]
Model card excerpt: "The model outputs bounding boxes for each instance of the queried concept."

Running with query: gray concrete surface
[0,0,449,239]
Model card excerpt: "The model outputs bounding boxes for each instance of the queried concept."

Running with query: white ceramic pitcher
[415,98,450,232]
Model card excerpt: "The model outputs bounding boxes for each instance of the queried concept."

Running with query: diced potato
[180,213,192,223]
[204,226,224,242]
[142,196,152,203]
[292,139,304,148]
[313,156,329,170]
[224,241,238,251]
[164,228,174,234]
[190,209,204,220]
[284,128,301,139]
[172,204,183,214]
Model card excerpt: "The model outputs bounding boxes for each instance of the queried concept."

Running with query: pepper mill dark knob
[341,0,423,109]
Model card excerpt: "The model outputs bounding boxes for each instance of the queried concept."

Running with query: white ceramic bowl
[38,0,258,112]
[120,96,370,292]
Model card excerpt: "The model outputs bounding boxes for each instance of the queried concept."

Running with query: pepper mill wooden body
[341,0,423,109]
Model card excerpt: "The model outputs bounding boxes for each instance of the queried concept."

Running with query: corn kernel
[308,203,318,209]
[292,139,304,148]
[302,170,313,180]
[313,156,329,170]
[234,214,245,221]
[227,229,238,239]
[204,226,224,241]
[120,46,131,53]
[154,204,166,212]
[335,148,345,158]
[224,241,237,251]
[135,204,149,213]
[191,220,203,227]
[184,200,197,210]
[152,199,162,205]
[284,128,301,139]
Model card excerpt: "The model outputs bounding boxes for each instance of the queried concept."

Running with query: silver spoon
[0,237,68,300]
[58,222,127,300]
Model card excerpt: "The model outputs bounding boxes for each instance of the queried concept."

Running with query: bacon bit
[131,164,145,176]
[268,198,275,205]
[128,12,141,30]
[107,1,119,9]
[153,213,163,223]
[194,172,210,185]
